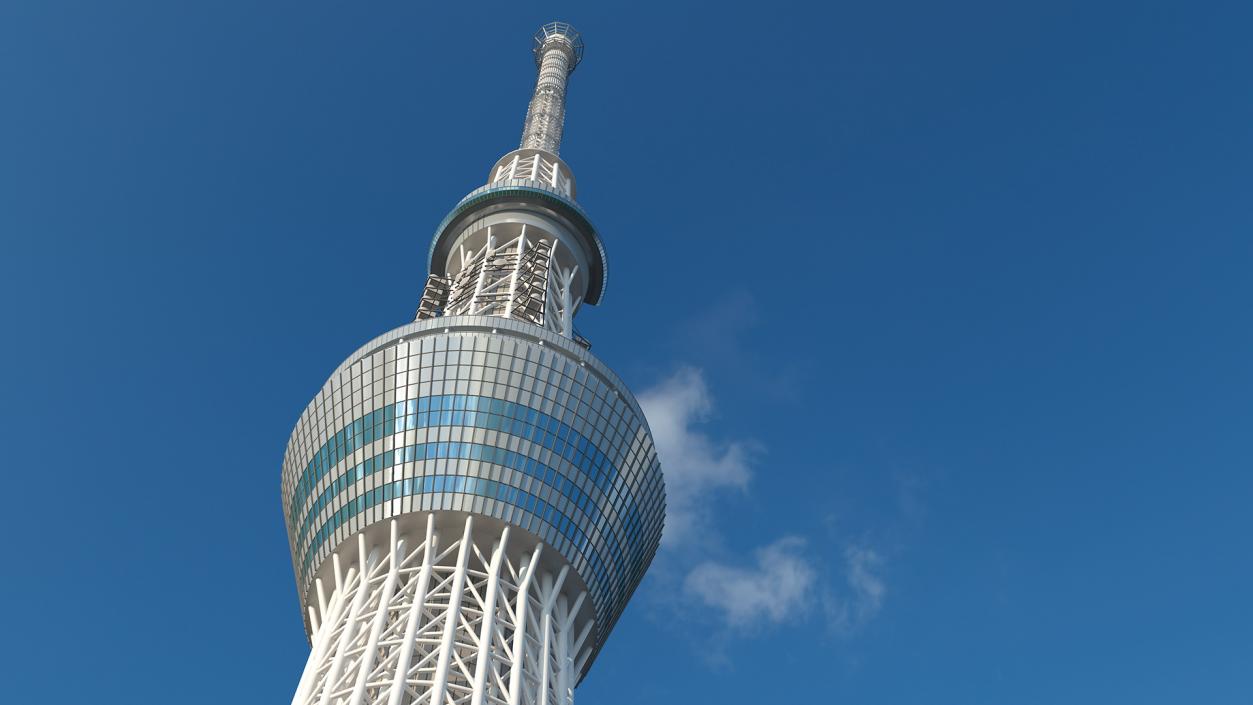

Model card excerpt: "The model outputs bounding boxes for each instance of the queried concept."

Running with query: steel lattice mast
[519,22,583,154]
[281,22,665,705]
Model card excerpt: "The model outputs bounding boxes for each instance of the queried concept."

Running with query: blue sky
[3,1,1252,703]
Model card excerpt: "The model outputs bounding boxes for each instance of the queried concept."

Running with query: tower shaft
[281,23,663,705]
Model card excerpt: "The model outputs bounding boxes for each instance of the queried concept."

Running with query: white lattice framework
[490,152,573,198]
[432,227,581,337]
[293,516,592,705]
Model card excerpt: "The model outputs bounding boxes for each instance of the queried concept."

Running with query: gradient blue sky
[3,1,1252,703]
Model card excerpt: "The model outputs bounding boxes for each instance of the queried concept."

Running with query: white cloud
[846,546,885,615]
[682,537,816,628]
[824,545,886,634]
[639,366,890,638]
[638,367,754,547]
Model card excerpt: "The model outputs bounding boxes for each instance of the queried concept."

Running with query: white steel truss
[418,227,581,338]
[293,516,592,705]
[490,152,573,198]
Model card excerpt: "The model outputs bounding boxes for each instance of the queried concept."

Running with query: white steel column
[387,516,437,705]
[428,518,474,705]
[555,596,570,705]
[292,578,346,705]
[319,535,376,705]
[470,232,494,312]
[349,521,402,705]
[470,528,509,705]
[504,230,528,319]
[507,544,542,705]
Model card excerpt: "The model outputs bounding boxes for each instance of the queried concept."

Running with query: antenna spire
[519,22,584,154]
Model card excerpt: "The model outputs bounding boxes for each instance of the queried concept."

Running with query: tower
[282,22,666,705]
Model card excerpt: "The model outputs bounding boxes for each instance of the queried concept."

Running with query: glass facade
[281,315,665,652]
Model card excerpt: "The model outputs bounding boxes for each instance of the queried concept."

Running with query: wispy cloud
[638,366,891,639]
[682,538,888,634]
[683,537,816,628]
[637,367,754,547]
[824,545,887,634]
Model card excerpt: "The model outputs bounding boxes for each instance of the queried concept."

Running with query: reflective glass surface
[281,318,665,649]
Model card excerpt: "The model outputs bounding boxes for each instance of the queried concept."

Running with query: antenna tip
[533,21,584,71]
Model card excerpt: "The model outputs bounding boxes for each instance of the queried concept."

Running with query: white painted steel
[348,522,402,705]
[386,516,437,705]
[489,151,574,198]
[438,228,582,336]
[507,544,542,705]
[293,515,589,705]
[470,528,509,705]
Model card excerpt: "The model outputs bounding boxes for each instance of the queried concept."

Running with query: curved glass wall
[280,316,665,653]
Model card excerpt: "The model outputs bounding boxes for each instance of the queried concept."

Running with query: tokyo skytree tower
[281,22,666,705]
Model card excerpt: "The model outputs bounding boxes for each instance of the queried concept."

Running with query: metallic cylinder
[520,28,581,153]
